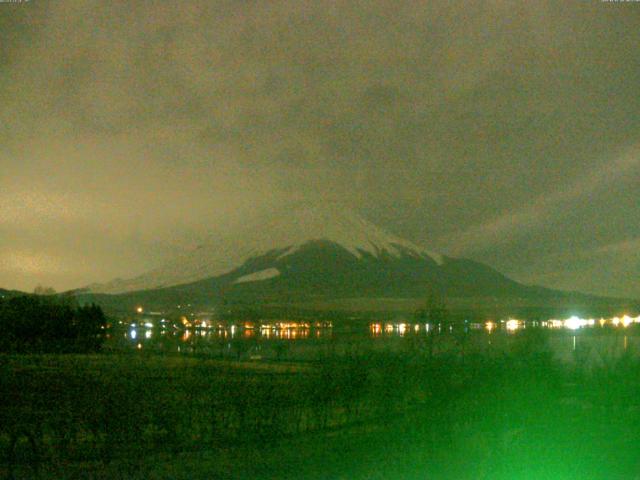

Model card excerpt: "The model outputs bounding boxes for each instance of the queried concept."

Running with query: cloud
[0,189,89,227]
[0,250,69,275]
[594,238,640,256]
[445,144,640,255]
[0,1,639,296]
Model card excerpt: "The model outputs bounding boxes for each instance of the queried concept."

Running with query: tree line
[0,294,107,353]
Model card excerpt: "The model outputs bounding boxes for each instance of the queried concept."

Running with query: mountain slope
[0,288,27,299]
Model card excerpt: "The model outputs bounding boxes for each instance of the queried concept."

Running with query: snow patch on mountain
[234,268,280,284]
[87,203,442,294]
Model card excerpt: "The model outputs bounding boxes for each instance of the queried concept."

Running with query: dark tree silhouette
[0,295,107,353]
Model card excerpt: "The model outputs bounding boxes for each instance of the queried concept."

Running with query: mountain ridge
[86,204,442,294]
[77,205,638,314]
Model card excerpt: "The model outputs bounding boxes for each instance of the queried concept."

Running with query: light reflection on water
[116,314,640,360]
[367,314,640,337]
[122,323,331,345]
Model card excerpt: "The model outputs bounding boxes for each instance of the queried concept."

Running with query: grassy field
[2,332,640,479]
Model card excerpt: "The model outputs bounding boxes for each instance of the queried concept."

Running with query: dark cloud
[0,0,639,297]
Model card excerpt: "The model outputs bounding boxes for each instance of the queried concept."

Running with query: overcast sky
[1,0,639,298]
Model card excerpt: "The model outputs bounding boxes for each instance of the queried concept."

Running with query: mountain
[0,288,26,299]
[79,204,634,313]
[87,204,443,294]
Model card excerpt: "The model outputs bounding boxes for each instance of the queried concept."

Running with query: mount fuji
[87,204,444,295]
[79,204,623,312]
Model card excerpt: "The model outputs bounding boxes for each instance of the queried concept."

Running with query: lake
[108,313,640,363]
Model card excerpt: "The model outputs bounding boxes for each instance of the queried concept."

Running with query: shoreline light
[621,315,633,328]
[564,316,587,330]
[505,319,520,331]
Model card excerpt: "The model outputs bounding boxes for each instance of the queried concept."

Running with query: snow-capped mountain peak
[87,204,442,294]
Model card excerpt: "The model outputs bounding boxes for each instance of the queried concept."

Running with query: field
[2,331,640,479]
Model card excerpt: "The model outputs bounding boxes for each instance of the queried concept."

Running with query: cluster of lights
[131,304,640,342]
[133,307,330,333]
[611,315,640,327]
[547,315,640,330]
[126,315,332,345]
[272,321,311,329]
[551,316,596,330]
[490,314,640,332]
[567,316,594,330]
[370,322,432,336]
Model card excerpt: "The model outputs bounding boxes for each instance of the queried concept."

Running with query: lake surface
[107,314,640,363]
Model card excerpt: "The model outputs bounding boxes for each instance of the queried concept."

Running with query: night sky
[1,1,639,298]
